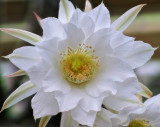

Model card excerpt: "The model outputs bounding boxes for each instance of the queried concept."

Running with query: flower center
[60,44,99,85]
[128,120,151,127]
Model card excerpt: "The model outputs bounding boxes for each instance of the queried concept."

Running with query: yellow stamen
[128,119,151,127]
[60,43,99,85]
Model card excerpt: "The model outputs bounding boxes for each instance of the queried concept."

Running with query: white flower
[119,94,160,127]
[94,94,160,127]
[0,0,155,126]
[94,108,121,127]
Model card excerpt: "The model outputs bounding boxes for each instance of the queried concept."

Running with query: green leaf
[0,28,42,45]
[1,81,39,112]
[111,4,146,31]
[39,116,51,127]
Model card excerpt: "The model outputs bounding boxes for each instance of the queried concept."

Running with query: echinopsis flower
[0,0,155,126]
[121,94,160,127]
[93,94,160,127]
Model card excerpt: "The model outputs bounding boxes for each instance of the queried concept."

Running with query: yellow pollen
[60,43,99,85]
[128,120,151,127]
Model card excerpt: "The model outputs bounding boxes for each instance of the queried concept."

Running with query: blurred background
[0,0,160,126]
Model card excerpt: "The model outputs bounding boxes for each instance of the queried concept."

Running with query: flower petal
[86,28,113,57]
[1,81,39,112]
[100,56,136,82]
[5,46,41,71]
[111,4,146,31]
[0,28,41,45]
[71,106,97,126]
[114,41,155,69]
[70,9,95,38]
[42,69,71,94]
[95,109,113,127]
[144,94,160,106]
[59,0,75,23]
[88,3,110,31]
[40,17,66,40]
[4,70,26,77]
[85,78,117,97]
[60,112,79,127]
[63,23,85,49]
[54,88,82,112]
[27,59,51,87]
[39,116,51,127]
[84,0,92,13]
[103,78,142,111]
[36,37,61,64]
[31,90,59,119]
[138,82,153,98]
[80,94,104,112]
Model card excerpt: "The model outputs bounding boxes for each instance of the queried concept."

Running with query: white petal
[54,88,82,112]
[31,90,59,119]
[140,104,160,123]
[95,109,113,127]
[114,41,155,69]
[63,23,85,49]
[36,37,61,63]
[61,112,79,127]
[111,4,146,31]
[144,94,160,106]
[59,0,75,23]
[108,29,134,49]
[103,78,142,111]
[118,105,145,126]
[100,56,136,82]
[85,77,117,97]
[40,17,66,40]
[1,81,39,112]
[71,106,97,126]
[28,59,51,86]
[152,122,160,127]
[6,46,40,71]
[70,9,95,38]
[84,0,92,13]
[86,28,113,57]
[42,69,71,94]
[88,3,110,31]
[80,94,103,112]
[0,28,41,45]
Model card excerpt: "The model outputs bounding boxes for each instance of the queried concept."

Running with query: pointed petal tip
[3,70,26,78]
[0,28,6,32]
[0,106,5,113]
[0,28,12,32]
[2,55,9,59]
[33,12,42,23]
[137,4,147,9]
[140,4,147,7]
[85,0,92,13]
[154,47,159,50]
